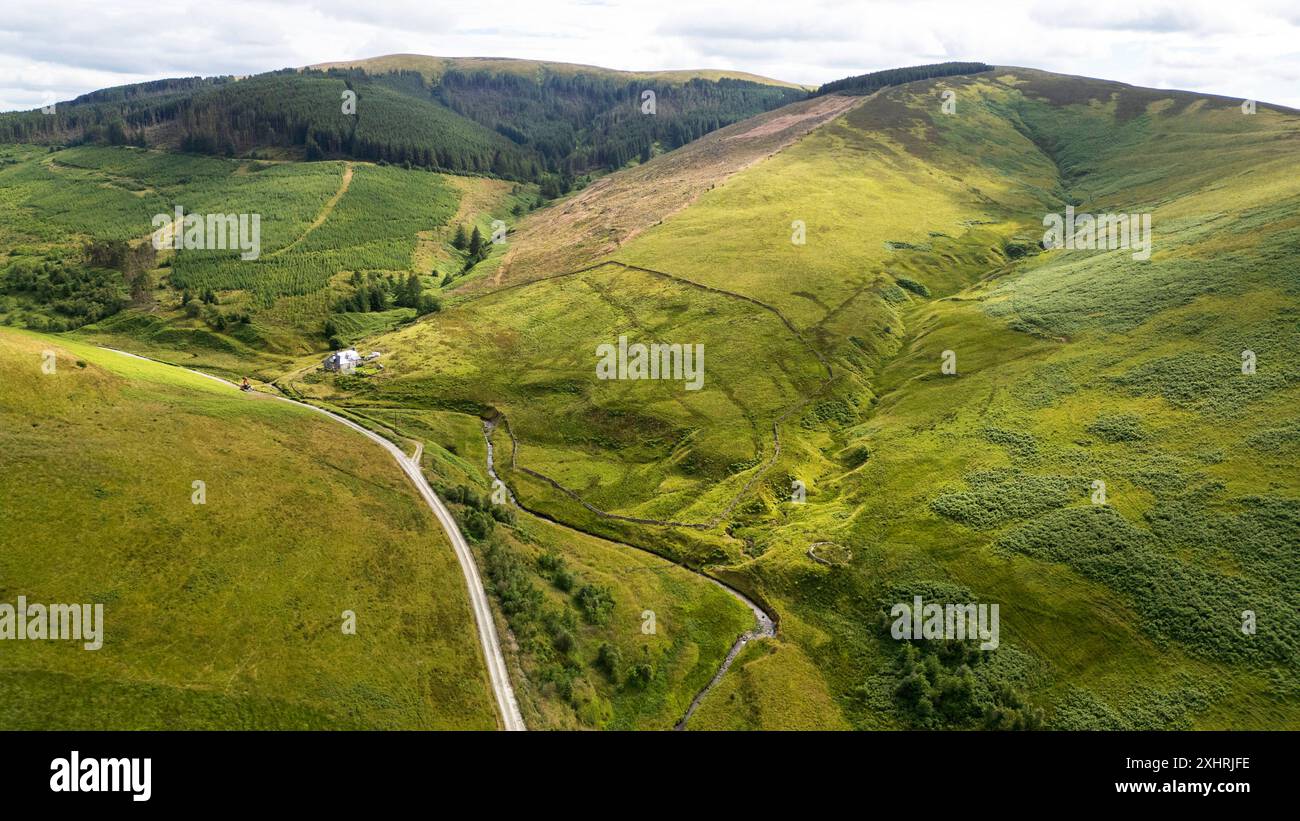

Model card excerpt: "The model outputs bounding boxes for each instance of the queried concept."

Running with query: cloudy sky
[4,0,1299,111]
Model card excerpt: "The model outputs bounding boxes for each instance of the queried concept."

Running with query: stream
[481,418,775,730]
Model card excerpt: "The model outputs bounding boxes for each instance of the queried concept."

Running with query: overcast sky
[4,0,1299,111]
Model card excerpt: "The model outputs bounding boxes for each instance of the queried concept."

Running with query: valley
[2,57,1297,731]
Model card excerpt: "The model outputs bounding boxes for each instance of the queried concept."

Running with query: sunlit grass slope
[288,261,827,529]
[688,69,1300,729]
[0,329,496,729]
[340,68,1300,729]
[252,399,756,729]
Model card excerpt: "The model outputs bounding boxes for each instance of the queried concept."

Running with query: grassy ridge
[335,68,1300,729]
[710,71,1300,728]
[0,329,496,729]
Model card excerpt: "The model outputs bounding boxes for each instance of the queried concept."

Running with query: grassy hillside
[260,397,755,729]
[0,329,496,729]
[484,94,861,290]
[290,262,827,531]
[4,61,1297,731]
[0,143,527,376]
[315,67,1300,729]
[627,68,1300,729]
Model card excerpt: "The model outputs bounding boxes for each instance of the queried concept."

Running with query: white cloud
[1,0,1298,111]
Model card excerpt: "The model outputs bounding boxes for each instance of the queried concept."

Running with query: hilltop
[309,53,808,89]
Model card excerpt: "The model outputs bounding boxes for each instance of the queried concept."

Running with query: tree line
[814,62,994,96]
[0,66,801,187]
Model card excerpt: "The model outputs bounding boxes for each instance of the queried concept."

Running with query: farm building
[323,348,362,373]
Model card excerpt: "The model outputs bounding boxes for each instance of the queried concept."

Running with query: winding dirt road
[98,347,526,731]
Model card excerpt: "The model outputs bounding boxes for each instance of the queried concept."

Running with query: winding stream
[482,418,775,730]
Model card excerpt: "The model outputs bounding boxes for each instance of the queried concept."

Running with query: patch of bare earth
[471,94,862,293]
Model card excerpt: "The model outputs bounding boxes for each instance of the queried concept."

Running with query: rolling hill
[2,56,1297,731]
[297,66,1300,729]
[0,329,497,728]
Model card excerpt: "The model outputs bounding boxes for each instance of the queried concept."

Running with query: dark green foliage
[879,283,909,305]
[983,426,1039,460]
[1,254,127,328]
[483,538,542,619]
[416,293,442,315]
[1051,679,1224,731]
[998,504,1300,669]
[1112,352,1296,419]
[1246,418,1300,452]
[872,581,1043,729]
[435,69,802,177]
[0,76,214,146]
[595,642,622,682]
[82,238,155,277]
[538,551,574,592]
[2,66,801,184]
[461,508,496,541]
[552,627,575,654]
[1086,412,1146,442]
[574,583,615,625]
[395,272,422,309]
[843,444,871,467]
[804,398,857,427]
[894,276,930,298]
[815,62,993,97]
[931,470,1086,529]
[627,663,654,687]
[461,225,492,272]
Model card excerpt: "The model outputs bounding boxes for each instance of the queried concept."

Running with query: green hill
[0,329,497,729]
[2,60,1297,731]
[308,67,1300,729]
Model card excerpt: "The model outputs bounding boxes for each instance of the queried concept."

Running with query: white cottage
[323,348,362,373]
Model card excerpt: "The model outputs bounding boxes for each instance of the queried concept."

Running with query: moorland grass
[0,329,497,729]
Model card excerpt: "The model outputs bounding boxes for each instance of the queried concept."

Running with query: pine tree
[399,272,421,308]
[468,225,484,258]
[451,224,468,250]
